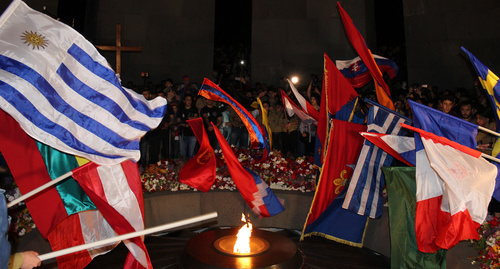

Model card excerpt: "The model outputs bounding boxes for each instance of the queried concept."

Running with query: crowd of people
[134,73,498,168]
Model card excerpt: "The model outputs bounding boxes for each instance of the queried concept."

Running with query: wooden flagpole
[7,171,73,208]
[37,212,218,262]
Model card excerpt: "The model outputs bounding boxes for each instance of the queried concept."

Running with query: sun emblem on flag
[20,31,49,49]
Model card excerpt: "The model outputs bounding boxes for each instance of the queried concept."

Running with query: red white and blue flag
[343,99,411,219]
[213,123,284,218]
[336,54,398,89]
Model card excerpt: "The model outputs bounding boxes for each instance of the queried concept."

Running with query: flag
[0,110,118,268]
[337,2,395,110]
[72,160,152,268]
[408,99,480,252]
[461,46,500,201]
[343,99,412,218]
[360,132,415,166]
[286,79,319,121]
[281,90,317,125]
[402,123,497,251]
[0,0,167,165]
[257,97,272,150]
[315,53,359,167]
[178,118,216,192]
[212,123,284,218]
[302,119,368,246]
[0,190,9,269]
[382,167,447,269]
[199,78,267,151]
[336,54,398,89]
[461,47,500,130]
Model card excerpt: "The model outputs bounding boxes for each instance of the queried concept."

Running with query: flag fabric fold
[408,99,486,252]
[360,132,415,166]
[281,90,317,125]
[343,99,411,219]
[72,160,152,269]
[382,167,447,269]
[0,0,166,165]
[199,78,267,151]
[0,109,118,268]
[256,97,272,151]
[461,46,500,201]
[337,2,394,110]
[286,79,319,121]
[178,118,216,192]
[212,123,284,218]
[303,119,368,246]
[402,123,496,251]
[336,54,398,89]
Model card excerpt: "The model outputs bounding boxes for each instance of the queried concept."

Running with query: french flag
[402,123,496,252]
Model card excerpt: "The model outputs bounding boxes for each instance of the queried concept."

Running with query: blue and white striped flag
[0,0,167,165]
[342,99,412,218]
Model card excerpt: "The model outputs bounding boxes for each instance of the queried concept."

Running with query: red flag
[212,123,284,218]
[0,110,68,237]
[179,118,216,192]
[0,110,119,268]
[72,160,152,268]
[305,119,366,227]
[337,2,395,110]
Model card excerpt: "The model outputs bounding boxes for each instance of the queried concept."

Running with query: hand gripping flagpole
[7,171,73,208]
[37,212,218,262]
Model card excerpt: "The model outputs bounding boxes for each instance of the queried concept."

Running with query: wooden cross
[96,24,141,77]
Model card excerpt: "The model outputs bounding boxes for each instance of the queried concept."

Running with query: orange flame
[233,213,252,254]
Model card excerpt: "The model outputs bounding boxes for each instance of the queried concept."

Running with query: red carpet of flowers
[472,215,500,268]
[140,148,317,193]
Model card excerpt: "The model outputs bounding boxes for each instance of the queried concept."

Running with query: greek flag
[342,99,411,218]
[0,0,166,165]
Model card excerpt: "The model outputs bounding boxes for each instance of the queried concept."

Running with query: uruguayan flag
[0,0,166,165]
[342,99,411,218]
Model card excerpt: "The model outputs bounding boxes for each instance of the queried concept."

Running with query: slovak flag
[402,123,497,252]
[336,54,398,89]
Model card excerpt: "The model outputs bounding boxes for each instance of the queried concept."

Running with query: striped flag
[0,0,166,165]
[343,99,412,219]
[286,79,319,121]
[360,132,416,166]
[281,89,317,125]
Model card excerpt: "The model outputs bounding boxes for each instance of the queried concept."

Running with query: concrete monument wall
[251,0,376,88]
[403,0,500,91]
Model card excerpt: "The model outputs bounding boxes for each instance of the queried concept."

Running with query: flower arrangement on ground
[140,148,317,193]
[472,215,500,268]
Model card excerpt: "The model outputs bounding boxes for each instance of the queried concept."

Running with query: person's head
[184,95,193,106]
[142,89,151,100]
[164,79,173,88]
[459,101,473,120]
[440,95,454,114]
[182,75,190,85]
[262,101,270,110]
[170,102,179,112]
[476,107,493,127]
[206,99,214,107]
[310,93,321,107]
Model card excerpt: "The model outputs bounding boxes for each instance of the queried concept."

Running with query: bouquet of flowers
[141,149,317,193]
[472,215,500,268]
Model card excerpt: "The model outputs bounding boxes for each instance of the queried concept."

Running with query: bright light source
[240,60,245,65]
[291,76,299,84]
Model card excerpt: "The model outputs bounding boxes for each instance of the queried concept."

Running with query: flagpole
[478,126,500,137]
[6,171,73,208]
[37,212,218,262]
[481,153,500,164]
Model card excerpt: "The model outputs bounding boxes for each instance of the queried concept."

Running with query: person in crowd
[281,112,299,157]
[228,106,249,148]
[177,75,198,100]
[458,100,475,123]
[201,99,222,149]
[439,94,457,116]
[179,95,199,159]
[166,102,182,158]
[268,102,284,152]
[475,107,496,155]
